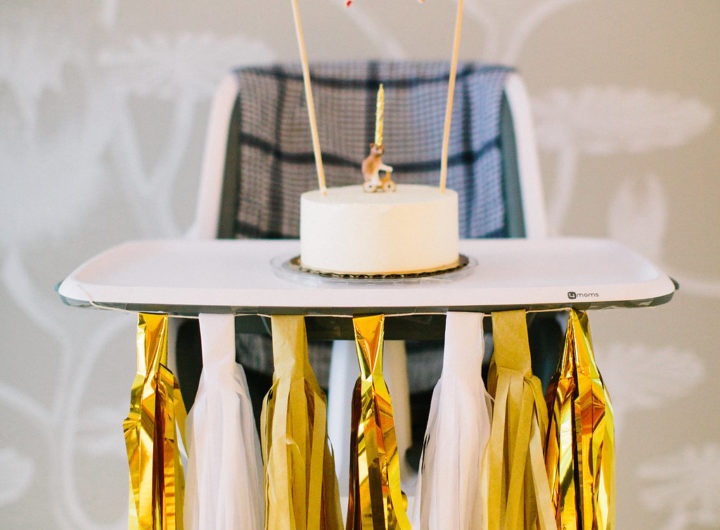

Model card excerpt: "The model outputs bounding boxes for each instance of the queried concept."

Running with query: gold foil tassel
[347,314,411,530]
[483,310,555,530]
[124,313,187,530]
[545,310,615,529]
[261,315,343,530]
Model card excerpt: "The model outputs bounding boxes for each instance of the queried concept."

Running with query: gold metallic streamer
[347,314,411,530]
[124,313,187,530]
[483,310,555,530]
[261,315,343,530]
[545,310,615,529]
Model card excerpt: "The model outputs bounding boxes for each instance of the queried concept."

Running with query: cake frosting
[300,184,459,274]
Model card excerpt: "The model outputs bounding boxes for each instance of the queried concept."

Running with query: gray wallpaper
[1,1,718,528]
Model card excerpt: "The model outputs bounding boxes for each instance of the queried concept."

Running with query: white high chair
[181,62,548,489]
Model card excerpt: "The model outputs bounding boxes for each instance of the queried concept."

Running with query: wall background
[1,1,718,528]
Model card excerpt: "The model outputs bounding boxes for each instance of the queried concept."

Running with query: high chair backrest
[188,62,547,243]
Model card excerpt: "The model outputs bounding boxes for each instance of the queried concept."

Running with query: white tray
[57,238,676,316]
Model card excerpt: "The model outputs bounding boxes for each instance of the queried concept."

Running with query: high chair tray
[57,238,676,318]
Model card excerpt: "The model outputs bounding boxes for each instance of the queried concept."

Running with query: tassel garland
[184,314,264,529]
[483,310,555,530]
[124,313,187,530]
[545,309,615,529]
[347,314,411,530]
[261,315,343,530]
[119,307,616,530]
[413,312,491,529]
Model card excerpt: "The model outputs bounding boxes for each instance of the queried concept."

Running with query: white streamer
[413,311,491,529]
[184,313,264,530]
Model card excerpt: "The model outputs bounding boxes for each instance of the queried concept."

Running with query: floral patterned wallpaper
[1,0,718,528]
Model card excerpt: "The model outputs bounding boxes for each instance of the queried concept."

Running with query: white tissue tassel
[412,312,491,529]
[184,314,264,530]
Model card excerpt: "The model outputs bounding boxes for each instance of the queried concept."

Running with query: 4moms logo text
[567,291,599,300]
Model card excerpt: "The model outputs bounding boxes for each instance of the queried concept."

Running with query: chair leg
[384,340,413,485]
[173,319,203,411]
[327,340,357,499]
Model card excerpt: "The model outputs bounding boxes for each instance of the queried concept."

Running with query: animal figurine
[361,143,396,192]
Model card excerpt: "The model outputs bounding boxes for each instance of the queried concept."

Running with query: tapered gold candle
[375,84,384,147]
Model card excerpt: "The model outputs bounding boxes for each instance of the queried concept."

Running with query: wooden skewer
[290,0,327,195]
[439,0,464,193]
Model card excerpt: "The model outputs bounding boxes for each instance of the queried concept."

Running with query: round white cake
[300,184,459,274]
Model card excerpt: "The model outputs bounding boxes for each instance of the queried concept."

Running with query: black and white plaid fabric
[224,61,514,391]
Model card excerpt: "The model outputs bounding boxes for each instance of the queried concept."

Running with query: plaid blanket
[220,61,514,391]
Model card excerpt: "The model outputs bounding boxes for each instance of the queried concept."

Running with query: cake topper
[361,84,396,193]
[289,0,464,194]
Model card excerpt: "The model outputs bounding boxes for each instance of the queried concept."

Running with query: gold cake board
[288,255,471,280]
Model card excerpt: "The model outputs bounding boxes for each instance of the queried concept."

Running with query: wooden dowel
[290,0,327,194]
[439,0,464,193]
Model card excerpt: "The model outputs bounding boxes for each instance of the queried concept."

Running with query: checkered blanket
[222,61,514,390]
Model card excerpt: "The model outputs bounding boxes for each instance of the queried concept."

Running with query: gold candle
[374,83,384,147]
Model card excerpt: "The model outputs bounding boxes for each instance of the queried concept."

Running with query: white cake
[300,184,459,275]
